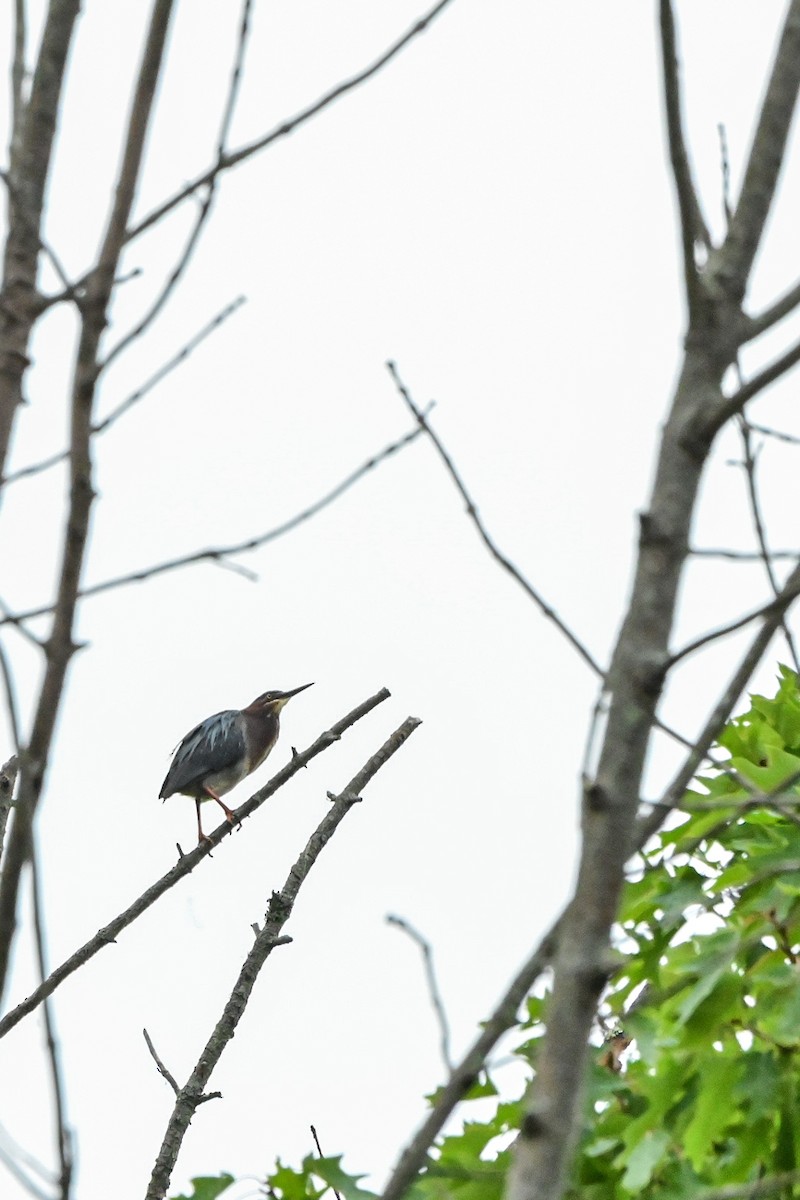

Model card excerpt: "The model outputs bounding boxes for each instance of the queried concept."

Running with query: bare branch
[0,0,178,1012]
[99,0,255,373]
[125,0,458,248]
[310,1127,343,1200]
[638,558,800,846]
[142,1028,180,1096]
[659,0,707,311]
[0,757,18,870]
[667,567,800,669]
[736,415,800,670]
[380,918,562,1200]
[2,295,246,486]
[691,546,800,561]
[0,1131,53,1200]
[30,840,73,1200]
[0,596,41,647]
[385,361,603,678]
[387,914,453,1072]
[10,1,26,160]
[0,0,81,477]
[718,332,800,421]
[145,715,422,1200]
[717,0,800,301]
[745,275,800,340]
[0,689,389,1038]
[0,424,424,626]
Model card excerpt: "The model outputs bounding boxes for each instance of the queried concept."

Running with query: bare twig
[718,333,800,422]
[3,295,246,486]
[638,559,800,847]
[745,277,800,340]
[142,1028,180,1096]
[0,596,41,647]
[0,689,389,1038]
[0,1131,53,1200]
[99,0,255,373]
[30,839,73,1200]
[691,546,800,561]
[659,0,707,311]
[0,0,177,1013]
[0,425,424,627]
[125,0,457,249]
[736,415,800,670]
[387,914,453,1072]
[310,1126,343,1200]
[145,716,422,1200]
[667,574,800,668]
[380,918,562,1200]
[385,361,603,678]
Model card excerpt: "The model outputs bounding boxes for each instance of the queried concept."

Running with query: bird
[160,683,313,844]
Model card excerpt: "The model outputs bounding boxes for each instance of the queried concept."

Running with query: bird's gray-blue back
[160,709,245,797]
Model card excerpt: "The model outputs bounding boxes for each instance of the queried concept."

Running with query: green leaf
[303,1156,377,1200]
[682,1053,741,1168]
[169,1176,235,1200]
[620,1129,670,1192]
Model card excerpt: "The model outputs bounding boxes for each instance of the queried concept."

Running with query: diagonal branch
[2,295,246,486]
[387,914,453,1072]
[380,917,563,1200]
[124,0,457,249]
[99,0,254,374]
[0,0,177,1013]
[745,275,800,340]
[717,0,800,301]
[736,415,800,671]
[382,553,800,1200]
[385,361,603,678]
[30,839,73,1200]
[716,332,800,423]
[0,689,389,1038]
[145,715,421,1200]
[659,0,708,312]
[0,0,81,480]
[0,424,424,627]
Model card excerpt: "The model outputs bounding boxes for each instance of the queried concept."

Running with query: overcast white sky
[2,2,800,1198]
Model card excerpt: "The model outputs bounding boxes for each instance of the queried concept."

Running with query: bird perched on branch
[160,683,313,844]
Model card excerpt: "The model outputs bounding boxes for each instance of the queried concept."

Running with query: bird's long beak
[275,682,314,708]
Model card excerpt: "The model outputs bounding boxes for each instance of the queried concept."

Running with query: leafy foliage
[169,1174,235,1200]
[215,668,800,1199]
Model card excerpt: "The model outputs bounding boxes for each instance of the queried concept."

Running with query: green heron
[160,683,313,843]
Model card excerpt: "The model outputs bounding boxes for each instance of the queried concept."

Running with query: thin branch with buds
[0,689,390,1039]
[145,715,421,1200]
